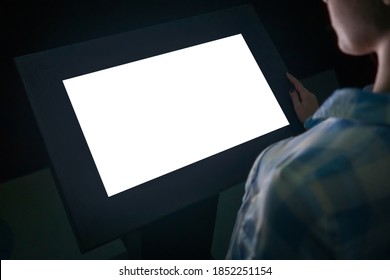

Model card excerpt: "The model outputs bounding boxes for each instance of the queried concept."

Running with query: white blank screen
[63,34,289,197]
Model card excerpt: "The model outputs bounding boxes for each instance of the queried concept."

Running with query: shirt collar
[304,88,390,129]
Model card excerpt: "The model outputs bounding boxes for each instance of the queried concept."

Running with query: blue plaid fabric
[227,88,390,259]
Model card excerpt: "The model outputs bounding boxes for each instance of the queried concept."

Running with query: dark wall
[1,0,375,183]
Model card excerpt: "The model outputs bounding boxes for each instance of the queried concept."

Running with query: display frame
[15,4,302,252]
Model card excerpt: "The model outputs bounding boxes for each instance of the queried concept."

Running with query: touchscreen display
[63,34,289,197]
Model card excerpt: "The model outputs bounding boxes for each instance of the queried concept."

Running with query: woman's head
[323,0,390,55]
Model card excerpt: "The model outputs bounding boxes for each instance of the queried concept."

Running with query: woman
[227,0,390,259]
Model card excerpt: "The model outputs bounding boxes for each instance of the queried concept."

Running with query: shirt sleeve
[227,157,334,259]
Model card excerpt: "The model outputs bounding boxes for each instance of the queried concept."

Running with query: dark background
[1,0,376,184]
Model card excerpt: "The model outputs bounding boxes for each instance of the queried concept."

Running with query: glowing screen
[63,34,289,197]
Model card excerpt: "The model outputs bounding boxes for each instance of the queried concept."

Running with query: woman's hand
[287,73,319,124]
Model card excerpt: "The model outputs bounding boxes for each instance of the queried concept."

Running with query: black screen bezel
[15,5,302,252]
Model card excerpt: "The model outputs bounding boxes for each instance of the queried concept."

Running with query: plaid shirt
[227,88,390,259]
